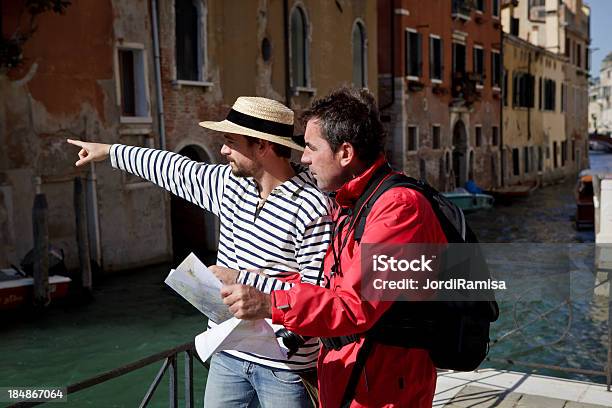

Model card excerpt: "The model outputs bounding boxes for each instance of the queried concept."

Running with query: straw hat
[199,97,304,151]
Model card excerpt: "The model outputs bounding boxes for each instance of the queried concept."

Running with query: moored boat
[442,188,495,213]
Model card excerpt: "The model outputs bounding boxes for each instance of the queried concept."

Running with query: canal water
[1,153,612,407]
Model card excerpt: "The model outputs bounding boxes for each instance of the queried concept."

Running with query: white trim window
[175,0,207,82]
[405,28,422,79]
[115,43,151,123]
[492,0,500,18]
[429,35,443,82]
[473,45,484,87]
[491,49,501,89]
[432,125,441,149]
[290,5,310,88]
[352,20,367,88]
[475,125,483,147]
[406,125,419,152]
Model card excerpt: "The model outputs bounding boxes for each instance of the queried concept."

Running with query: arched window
[176,0,205,81]
[352,21,367,87]
[290,6,308,87]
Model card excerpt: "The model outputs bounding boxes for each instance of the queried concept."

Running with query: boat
[0,267,72,310]
[442,188,495,213]
[486,181,538,202]
[575,172,594,230]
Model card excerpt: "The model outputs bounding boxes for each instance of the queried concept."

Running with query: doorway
[170,145,219,264]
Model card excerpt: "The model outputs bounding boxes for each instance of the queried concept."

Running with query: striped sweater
[110,144,332,371]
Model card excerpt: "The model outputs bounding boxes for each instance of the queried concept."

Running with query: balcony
[452,0,473,21]
[529,5,546,22]
[451,71,481,106]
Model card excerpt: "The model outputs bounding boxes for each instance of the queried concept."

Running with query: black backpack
[331,164,499,408]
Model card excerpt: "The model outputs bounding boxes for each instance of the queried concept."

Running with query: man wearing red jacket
[222,87,447,407]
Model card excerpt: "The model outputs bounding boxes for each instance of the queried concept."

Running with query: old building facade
[378,0,503,192]
[0,0,376,271]
[501,0,590,182]
[589,53,612,135]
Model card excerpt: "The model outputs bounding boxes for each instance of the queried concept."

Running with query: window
[512,148,520,176]
[512,72,535,108]
[576,43,581,68]
[510,17,519,36]
[406,29,422,78]
[475,126,483,147]
[572,140,576,161]
[565,37,571,57]
[491,50,501,88]
[175,0,205,81]
[352,21,367,87]
[524,146,530,174]
[407,126,419,151]
[561,140,567,166]
[561,83,566,112]
[585,47,589,71]
[117,47,150,119]
[453,42,466,74]
[538,146,543,171]
[430,36,443,81]
[432,125,441,149]
[291,6,308,87]
[538,77,543,110]
[473,46,484,85]
[492,126,499,146]
[553,142,558,168]
[476,0,484,12]
[543,79,556,111]
[503,69,509,106]
[492,0,500,18]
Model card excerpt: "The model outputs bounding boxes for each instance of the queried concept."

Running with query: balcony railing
[452,0,473,20]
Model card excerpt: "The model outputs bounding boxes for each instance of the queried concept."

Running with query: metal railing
[484,271,612,392]
[7,342,207,408]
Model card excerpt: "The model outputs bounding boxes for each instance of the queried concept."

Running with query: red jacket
[271,157,448,408]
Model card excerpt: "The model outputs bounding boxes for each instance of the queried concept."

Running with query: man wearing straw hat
[67,96,332,407]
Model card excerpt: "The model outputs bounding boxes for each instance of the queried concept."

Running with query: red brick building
[378,0,503,191]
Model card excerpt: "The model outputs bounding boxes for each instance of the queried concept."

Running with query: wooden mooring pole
[74,177,92,293]
[32,191,50,307]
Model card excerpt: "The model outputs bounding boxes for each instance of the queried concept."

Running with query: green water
[1,265,210,407]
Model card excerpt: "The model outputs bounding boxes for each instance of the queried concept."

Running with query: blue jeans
[203,352,312,408]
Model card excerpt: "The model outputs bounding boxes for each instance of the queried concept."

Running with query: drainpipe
[151,0,166,150]
[283,0,291,107]
[86,162,102,269]
[380,0,396,111]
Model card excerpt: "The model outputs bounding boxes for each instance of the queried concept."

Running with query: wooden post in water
[32,187,50,307]
[74,177,92,292]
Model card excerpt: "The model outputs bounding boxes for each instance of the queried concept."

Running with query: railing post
[168,355,178,408]
[607,269,611,392]
[185,350,194,408]
[32,180,50,308]
[74,177,92,293]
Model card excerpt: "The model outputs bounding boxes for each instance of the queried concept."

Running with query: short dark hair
[301,87,386,165]
[245,137,292,159]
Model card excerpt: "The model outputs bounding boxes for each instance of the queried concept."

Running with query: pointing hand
[66,139,112,167]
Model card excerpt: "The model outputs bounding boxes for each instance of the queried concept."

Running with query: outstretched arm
[67,140,228,216]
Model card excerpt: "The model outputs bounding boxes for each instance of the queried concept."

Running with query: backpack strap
[339,337,374,408]
[352,173,467,244]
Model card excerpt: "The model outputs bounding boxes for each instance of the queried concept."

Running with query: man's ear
[336,142,355,168]
[256,139,273,156]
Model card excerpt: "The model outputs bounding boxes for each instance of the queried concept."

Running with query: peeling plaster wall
[0,0,171,271]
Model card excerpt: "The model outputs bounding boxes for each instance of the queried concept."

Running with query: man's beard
[230,162,253,178]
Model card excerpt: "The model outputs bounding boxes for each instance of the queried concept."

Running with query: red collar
[334,156,388,207]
